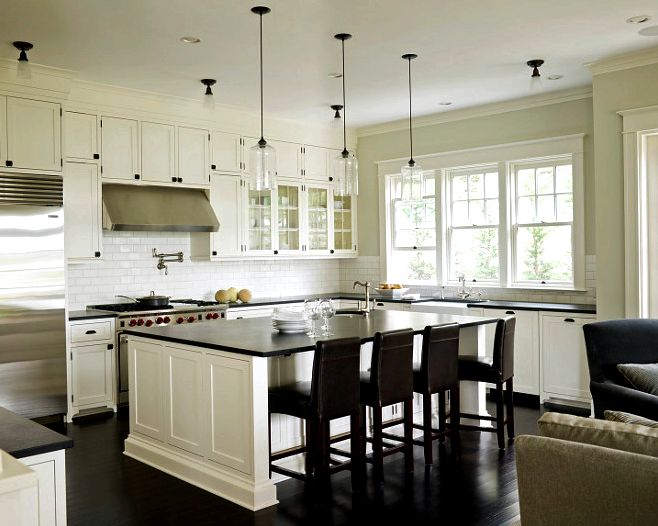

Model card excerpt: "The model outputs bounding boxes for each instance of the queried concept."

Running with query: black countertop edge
[468,300,596,314]
[0,407,73,459]
[69,309,118,321]
[227,293,435,308]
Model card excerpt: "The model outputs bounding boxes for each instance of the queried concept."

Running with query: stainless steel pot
[116,291,171,308]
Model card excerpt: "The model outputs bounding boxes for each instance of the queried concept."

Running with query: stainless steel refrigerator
[0,173,66,419]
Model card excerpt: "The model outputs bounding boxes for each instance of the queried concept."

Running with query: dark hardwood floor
[53,402,560,526]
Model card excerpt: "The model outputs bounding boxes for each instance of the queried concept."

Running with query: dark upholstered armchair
[583,319,658,420]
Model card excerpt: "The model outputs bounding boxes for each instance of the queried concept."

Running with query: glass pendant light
[249,6,277,191]
[332,34,358,197]
[13,41,33,80]
[401,53,422,201]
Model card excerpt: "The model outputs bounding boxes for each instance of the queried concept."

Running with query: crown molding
[587,45,658,76]
[357,86,593,138]
[0,58,76,101]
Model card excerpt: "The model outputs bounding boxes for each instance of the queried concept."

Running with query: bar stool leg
[506,378,515,440]
[350,412,364,492]
[449,385,460,436]
[305,418,315,480]
[314,419,330,493]
[422,393,433,465]
[268,412,272,478]
[372,406,384,486]
[495,382,505,449]
[404,400,414,473]
[438,391,447,444]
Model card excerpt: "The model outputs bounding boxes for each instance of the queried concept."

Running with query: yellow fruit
[238,289,252,303]
[215,290,230,303]
[227,287,239,303]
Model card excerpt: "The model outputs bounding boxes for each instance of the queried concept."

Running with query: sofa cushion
[537,412,658,458]
[604,410,658,429]
[617,363,658,396]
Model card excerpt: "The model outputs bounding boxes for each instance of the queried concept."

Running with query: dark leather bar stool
[268,336,364,492]
[458,317,516,449]
[412,323,460,464]
[360,328,415,486]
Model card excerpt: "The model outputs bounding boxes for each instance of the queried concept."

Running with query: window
[388,173,437,283]
[512,159,573,285]
[447,168,500,282]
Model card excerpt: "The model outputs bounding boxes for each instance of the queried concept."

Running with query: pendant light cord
[407,57,414,165]
[341,38,348,157]
[259,12,264,143]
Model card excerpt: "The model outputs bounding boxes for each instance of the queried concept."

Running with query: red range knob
[137,319,144,326]
[212,312,219,319]
[176,317,184,324]
[145,320,153,327]
[129,319,137,327]
[206,313,213,320]
[188,316,195,323]
[163,316,171,324]
[156,317,164,324]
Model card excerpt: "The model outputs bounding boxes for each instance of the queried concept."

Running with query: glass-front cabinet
[246,187,275,254]
[276,181,302,254]
[333,193,355,253]
[305,184,331,254]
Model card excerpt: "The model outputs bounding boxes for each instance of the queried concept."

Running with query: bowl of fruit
[374,283,410,299]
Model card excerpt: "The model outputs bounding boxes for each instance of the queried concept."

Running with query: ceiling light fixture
[331,104,343,119]
[401,53,422,201]
[249,6,276,191]
[201,79,216,109]
[332,34,358,197]
[527,59,544,91]
[13,41,33,80]
[627,15,651,24]
[180,36,201,43]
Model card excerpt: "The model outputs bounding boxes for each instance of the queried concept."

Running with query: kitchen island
[123,310,498,511]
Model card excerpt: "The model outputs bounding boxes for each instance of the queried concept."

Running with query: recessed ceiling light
[438,101,453,106]
[547,74,563,80]
[627,15,651,24]
[180,36,201,44]
[328,72,343,78]
[639,25,658,37]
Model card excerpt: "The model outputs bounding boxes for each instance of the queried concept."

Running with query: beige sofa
[514,412,658,526]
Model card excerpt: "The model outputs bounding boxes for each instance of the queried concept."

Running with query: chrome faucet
[353,281,372,314]
[457,274,471,299]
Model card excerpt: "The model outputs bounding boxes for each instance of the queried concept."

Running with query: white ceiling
[2,0,658,127]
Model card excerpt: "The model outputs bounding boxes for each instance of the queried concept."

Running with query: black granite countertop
[227,292,435,308]
[0,407,73,459]
[69,309,118,321]
[124,309,498,358]
[467,300,596,314]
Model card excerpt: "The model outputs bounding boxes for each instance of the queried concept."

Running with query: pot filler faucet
[353,280,372,314]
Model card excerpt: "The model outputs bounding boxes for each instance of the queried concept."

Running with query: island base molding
[124,433,278,511]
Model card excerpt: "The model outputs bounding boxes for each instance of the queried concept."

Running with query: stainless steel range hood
[102,184,219,232]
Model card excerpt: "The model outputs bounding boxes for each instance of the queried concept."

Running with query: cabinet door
[276,181,302,254]
[63,162,101,260]
[178,126,210,186]
[269,139,302,178]
[333,192,355,253]
[71,343,112,408]
[6,97,61,171]
[304,183,331,254]
[210,173,243,257]
[205,353,253,475]
[541,315,593,401]
[303,145,329,182]
[21,456,58,526]
[101,116,139,180]
[245,186,275,254]
[141,121,175,184]
[64,111,98,161]
[0,96,6,165]
[129,339,165,441]
[211,131,241,173]
[164,346,204,455]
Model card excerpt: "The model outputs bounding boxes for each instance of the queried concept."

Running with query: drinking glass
[304,299,321,337]
[319,299,336,336]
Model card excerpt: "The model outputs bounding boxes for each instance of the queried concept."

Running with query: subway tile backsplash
[67,232,596,310]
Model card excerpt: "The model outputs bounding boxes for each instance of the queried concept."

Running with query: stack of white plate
[272,308,310,334]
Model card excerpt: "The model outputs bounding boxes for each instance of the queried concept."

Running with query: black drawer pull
[506,311,515,315]
[377,303,384,307]
[85,330,97,335]
[564,318,575,323]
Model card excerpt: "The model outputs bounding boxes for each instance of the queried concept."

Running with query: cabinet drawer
[70,320,113,343]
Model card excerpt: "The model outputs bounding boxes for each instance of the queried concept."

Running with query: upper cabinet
[269,140,302,178]
[64,161,102,260]
[178,126,210,186]
[101,116,139,181]
[141,121,176,184]
[2,97,61,172]
[64,112,99,161]
[303,145,330,182]
[211,131,242,174]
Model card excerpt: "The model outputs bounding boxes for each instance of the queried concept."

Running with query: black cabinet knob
[330,249,335,254]
[107,344,114,350]
[93,153,100,160]
[177,177,183,183]
[506,311,515,315]
[412,246,418,250]
[328,176,333,182]
[211,164,216,170]
[134,174,140,180]
[94,251,101,258]
[273,250,279,255]
[212,251,217,256]
[5,160,13,167]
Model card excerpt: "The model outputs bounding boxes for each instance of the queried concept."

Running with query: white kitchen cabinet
[141,121,176,184]
[333,191,357,254]
[178,126,210,186]
[0,97,6,166]
[63,162,102,260]
[68,318,116,418]
[541,313,595,404]
[245,186,276,255]
[211,131,242,174]
[269,139,302,178]
[64,111,99,161]
[20,450,67,526]
[303,145,329,182]
[129,339,165,441]
[101,116,139,181]
[5,97,61,172]
[304,182,332,255]
[276,180,303,254]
